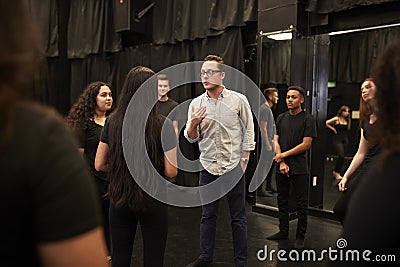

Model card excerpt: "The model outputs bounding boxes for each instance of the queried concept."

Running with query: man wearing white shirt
[184,55,255,267]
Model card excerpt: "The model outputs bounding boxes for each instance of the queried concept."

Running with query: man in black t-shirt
[156,73,179,136]
[266,86,317,250]
[155,74,180,184]
[258,87,279,197]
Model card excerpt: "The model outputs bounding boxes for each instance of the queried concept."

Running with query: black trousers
[333,141,347,174]
[109,201,168,267]
[276,173,308,239]
[333,171,363,224]
[94,179,111,253]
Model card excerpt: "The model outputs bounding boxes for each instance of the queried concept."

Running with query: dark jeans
[199,165,247,266]
[333,141,347,174]
[265,163,276,191]
[276,173,308,239]
[109,201,168,267]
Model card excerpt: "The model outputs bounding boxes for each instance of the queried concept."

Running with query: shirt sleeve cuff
[242,142,256,151]
[184,128,199,143]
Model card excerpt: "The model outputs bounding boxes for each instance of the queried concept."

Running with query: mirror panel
[255,38,291,208]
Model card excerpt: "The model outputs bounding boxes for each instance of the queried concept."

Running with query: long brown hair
[336,105,351,130]
[359,78,374,126]
[107,66,164,211]
[0,2,43,144]
[372,41,400,167]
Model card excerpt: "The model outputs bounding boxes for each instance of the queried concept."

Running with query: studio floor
[130,198,343,266]
[127,157,364,266]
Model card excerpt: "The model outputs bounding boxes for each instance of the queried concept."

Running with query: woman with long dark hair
[326,105,351,179]
[333,78,380,224]
[95,66,177,267]
[66,81,113,254]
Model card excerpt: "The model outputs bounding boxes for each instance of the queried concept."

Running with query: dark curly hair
[66,81,111,130]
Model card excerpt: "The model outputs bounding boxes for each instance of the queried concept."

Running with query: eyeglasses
[199,69,222,77]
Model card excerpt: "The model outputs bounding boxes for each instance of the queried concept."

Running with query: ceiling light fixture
[259,25,294,41]
[328,22,400,36]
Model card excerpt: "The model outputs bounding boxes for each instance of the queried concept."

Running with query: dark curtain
[32,0,250,114]
[209,0,245,30]
[67,0,121,59]
[151,0,175,44]
[260,40,291,85]
[69,42,194,106]
[306,0,397,13]
[150,43,192,103]
[41,58,71,115]
[153,0,255,44]
[29,0,59,57]
[329,27,400,83]
[70,54,118,105]
[153,0,218,44]
[192,27,244,70]
[114,45,152,102]
[244,0,258,22]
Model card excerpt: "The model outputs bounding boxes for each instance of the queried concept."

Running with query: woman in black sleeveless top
[326,105,351,179]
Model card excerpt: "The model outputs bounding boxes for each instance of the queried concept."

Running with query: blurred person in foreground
[0,1,109,267]
[339,40,400,265]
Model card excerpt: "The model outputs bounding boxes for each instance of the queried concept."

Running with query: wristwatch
[241,157,249,165]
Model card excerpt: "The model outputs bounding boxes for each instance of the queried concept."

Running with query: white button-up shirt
[184,87,255,175]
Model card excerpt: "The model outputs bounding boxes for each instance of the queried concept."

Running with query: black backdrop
[29,0,400,115]
[30,0,257,114]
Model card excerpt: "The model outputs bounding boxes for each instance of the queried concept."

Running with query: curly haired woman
[66,81,113,253]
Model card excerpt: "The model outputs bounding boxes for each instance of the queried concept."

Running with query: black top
[333,123,349,144]
[260,103,276,141]
[361,118,380,167]
[342,154,400,265]
[75,120,107,181]
[1,103,102,267]
[156,98,178,121]
[275,111,317,175]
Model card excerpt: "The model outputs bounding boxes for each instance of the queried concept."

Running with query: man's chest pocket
[219,108,240,131]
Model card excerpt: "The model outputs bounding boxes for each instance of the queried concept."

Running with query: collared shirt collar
[204,85,230,100]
